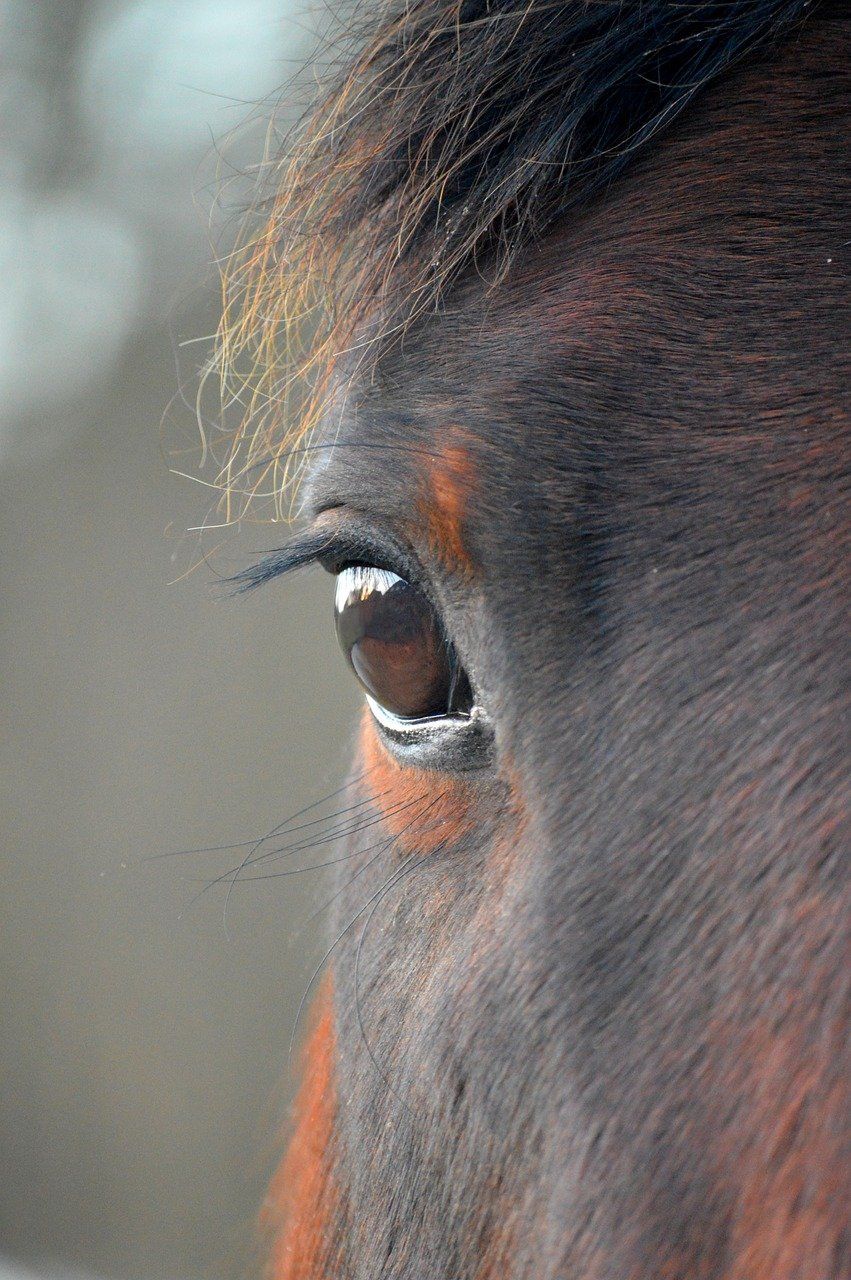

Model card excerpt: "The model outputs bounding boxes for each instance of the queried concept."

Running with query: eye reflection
[334,565,472,721]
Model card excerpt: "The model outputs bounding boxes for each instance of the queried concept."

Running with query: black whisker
[143,770,371,861]
[290,844,390,941]
[226,828,414,883]
[208,792,418,916]
[234,791,426,873]
[218,792,389,931]
[183,790,424,925]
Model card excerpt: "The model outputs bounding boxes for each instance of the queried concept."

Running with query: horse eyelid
[229,509,434,596]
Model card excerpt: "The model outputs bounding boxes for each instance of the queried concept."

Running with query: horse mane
[214,0,812,515]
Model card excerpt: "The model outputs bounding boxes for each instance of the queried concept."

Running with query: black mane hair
[216,0,814,511]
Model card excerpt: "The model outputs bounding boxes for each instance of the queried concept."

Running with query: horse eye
[334,565,473,721]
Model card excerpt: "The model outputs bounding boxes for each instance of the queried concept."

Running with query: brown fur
[359,709,478,852]
[236,8,847,1279]
[416,432,479,578]
[266,977,337,1280]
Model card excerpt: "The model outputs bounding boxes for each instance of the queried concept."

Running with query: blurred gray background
[0,3,359,1277]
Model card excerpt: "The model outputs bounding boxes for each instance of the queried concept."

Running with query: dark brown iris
[334,566,471,719]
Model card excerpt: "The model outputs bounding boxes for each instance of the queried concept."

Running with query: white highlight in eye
[335,564,401,612]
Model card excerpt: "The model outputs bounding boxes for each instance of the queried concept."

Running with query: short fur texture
[242,4,849,1278]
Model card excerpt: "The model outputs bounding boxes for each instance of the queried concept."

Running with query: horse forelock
[213,0,819,519]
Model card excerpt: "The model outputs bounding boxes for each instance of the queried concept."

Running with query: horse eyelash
[227,530,337,593]
[228,523,413,593]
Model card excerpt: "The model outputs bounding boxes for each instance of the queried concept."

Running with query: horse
[216,1,848,1276]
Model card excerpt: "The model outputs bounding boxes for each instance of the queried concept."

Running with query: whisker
[208,792,414,908]
[184,790,424,922]
[289,844,389,941]
[143,770,372,861]
[235,791,425,872]
[212,792,431,928]
[219,793,387,931]
[226,828,412,883]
